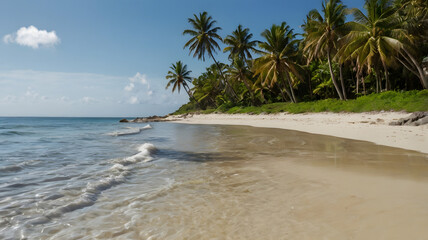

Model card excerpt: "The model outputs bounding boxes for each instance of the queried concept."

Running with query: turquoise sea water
[0,117,205,239]
[1,117,427,239]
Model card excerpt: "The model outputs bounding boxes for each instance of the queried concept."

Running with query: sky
[0,0,364,117]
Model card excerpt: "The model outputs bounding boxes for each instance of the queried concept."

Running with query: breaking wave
[41,143,157,221]
[107,124,152,137]
[116,143,157,165]
[0,160,41,173]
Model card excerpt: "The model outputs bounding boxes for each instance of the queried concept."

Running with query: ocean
[1,117,427,239]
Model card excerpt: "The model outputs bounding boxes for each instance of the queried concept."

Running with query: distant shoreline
[167,112,428,154]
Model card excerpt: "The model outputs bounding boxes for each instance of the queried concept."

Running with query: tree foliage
[167,1,428,112]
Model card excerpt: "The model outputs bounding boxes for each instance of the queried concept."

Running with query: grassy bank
[174,90,428,115]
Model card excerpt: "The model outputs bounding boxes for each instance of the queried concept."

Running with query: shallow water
[0,118,427,239]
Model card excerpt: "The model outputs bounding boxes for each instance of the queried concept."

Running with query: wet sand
[169,112,428,154]
[172,125,428,240]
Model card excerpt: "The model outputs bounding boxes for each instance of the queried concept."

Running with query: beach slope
[169,112,428,154]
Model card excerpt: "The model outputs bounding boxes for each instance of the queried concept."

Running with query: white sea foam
[107,124,152,137]
[110,163,129,172]
[119,143,157,164]
[46,173,129,219]
[140,124,152,130]
[43,143,157,220]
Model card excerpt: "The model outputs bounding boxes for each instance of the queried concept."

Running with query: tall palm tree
[254,22,303,103]
[228,56,255,103]
[183,12,238,99]
[165,61,195,101]
[340,0,414,91]
[303,0,347,100]
[223,25,260,61]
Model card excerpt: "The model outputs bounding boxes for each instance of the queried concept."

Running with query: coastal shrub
[217,102,235,112]
[173,90,428,115]
[226,106,242,114]
[202,108,216,114]
[174,102,198,115]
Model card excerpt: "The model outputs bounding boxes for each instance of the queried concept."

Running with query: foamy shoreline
[167,112,428,154]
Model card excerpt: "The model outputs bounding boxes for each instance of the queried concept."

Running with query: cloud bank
[0,70,188,116]
[124,72,150,92]
[3,25,60,48]
[124,72,155,104]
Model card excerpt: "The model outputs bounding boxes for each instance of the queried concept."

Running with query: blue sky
[0,0,363,117]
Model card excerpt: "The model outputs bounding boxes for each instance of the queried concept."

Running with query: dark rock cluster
[389,112,428,126]
[119,115,170,123]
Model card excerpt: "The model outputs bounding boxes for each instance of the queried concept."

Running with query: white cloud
[3,25,60,49]
[1,95,17,103]
[81,96,97,104]
[59,96,70,102]
[20,87,49,102]
[123,72,156,104]
[25,87,39,98]
[126,72,150,90]
[128,96,139,104]
[124,82,134,91]
[0,69,188,116]
[3,34,13,44]
[129,72,148,85]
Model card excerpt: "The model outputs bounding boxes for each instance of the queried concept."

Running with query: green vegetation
[173,90,428,115]
[167,0,428,114]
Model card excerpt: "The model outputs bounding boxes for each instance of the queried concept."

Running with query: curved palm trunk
[375,73,379,93]
[277,72,294,103]
[282,85,294,103]
[285,72,297,103]
[356,73,360,95]
[209,52,239,101]
[260,90,266,104]
[288,79,297,103]
[207,94,216,108]
[339,64,347,100]
[183,83,198,104]
[398,54,419,76]
[327,49,344,100]
[308,68,313,99]
[382,61,390,91]
[402,48,428,89]
[356,69,361,95]
[362,75,366,95]
[350,66,356,95]
[375,68,382,93]
[275,82,290,102]
[241,76,256,105]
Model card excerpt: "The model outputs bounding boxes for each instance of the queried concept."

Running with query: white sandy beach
[169,112,428,154]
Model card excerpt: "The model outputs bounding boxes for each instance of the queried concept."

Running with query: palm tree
[340,0,415,91]
[303,0,347,100]
[223,25,260,61]
[394,0,428,88]
[183,12,238,99]
[192,64,224,108]
[254,22,303,103]
[165,61,195,101]
[394,0,427,33]
[228,56,255,103]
